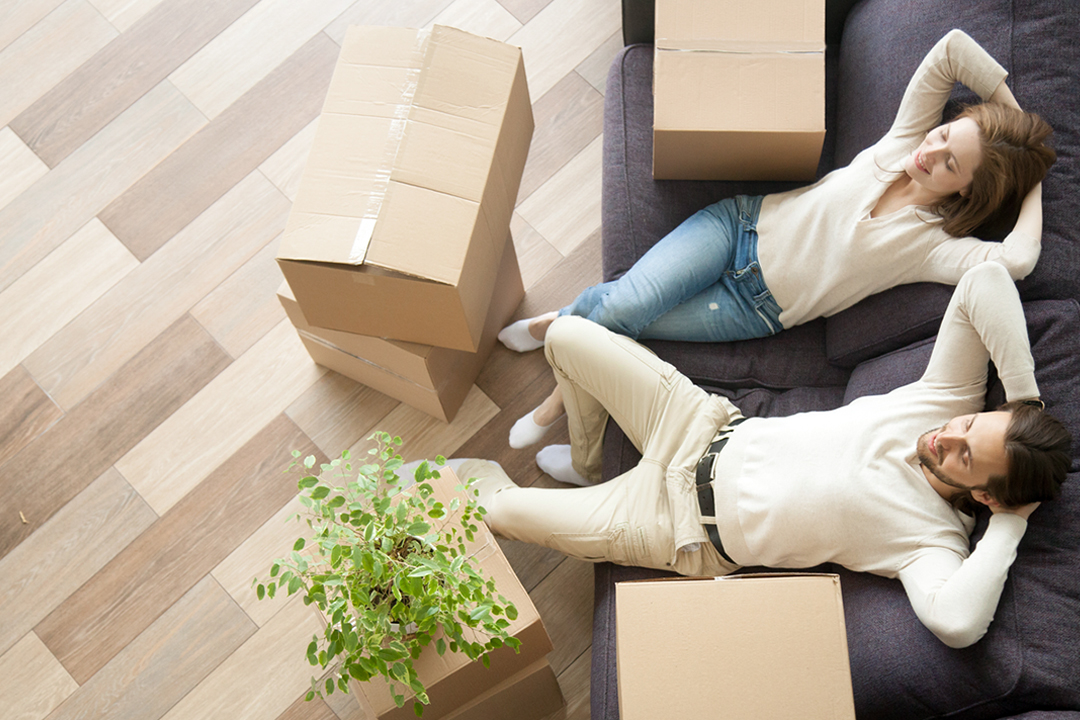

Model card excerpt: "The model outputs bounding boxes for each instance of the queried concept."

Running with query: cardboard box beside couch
[652,0,826,180]
[277,24,533,353]
[278,233,524,423]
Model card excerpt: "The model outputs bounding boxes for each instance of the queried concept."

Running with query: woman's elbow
[925,616,989,648]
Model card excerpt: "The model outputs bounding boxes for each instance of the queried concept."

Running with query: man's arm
[919,262,1039,402]
[897,514,1028,648]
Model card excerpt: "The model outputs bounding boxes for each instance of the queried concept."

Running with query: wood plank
[364,385,501,464]
[88,0,169,31]
[574,31,622,95]
[324,0,453,46]
[25,171,289,410]
[11,0,260,167]
[0,366,62,469]
[517,71,604,203]
[427,0,522,41]
[528,557,594,675]
[0,0,66,53]
[158,595,325,720]
[36,414,322,683]
[512,213,564,291]
[211,494,306,628]
[507,0,621,103]
[115,319,327,515]
[515,135,603,256]
[556,647,591,720]
[1,219,137,382]
[285,372,400,459]
[99,32,339,261]
[44,576,256,720]
[0,0,116,129]
[0,469,156,658]
[497,0,554,25]
[276,693,339,720]
[0,632,78,720]
[258,118,317,201]
[168,0,353,119]
[0,126,48,211]
[0,79,205,294]
[0,315,231,558]
[190,235,287,359]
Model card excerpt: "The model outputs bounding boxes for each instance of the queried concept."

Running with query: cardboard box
[441,659,564,720]
[279,234,524,423]
[616,573,855,720]
[276,24,533,352]
[653,0,825,180]
[336,469,554,720]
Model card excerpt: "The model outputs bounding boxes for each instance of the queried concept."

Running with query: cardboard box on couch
[278,234,524,423]
[615,573,855,720]
[336,468,555,720]
[276,24,533,352]
[652,0,826,180]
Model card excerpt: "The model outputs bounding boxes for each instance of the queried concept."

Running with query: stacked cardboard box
[616,573,856,719]
[325,469,562,720]
[653,0,826,180]
[275,24,533,421]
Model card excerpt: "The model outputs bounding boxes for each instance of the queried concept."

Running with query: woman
[499,30,1056,478]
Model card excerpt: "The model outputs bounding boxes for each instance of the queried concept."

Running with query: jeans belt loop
[695,417,745,565]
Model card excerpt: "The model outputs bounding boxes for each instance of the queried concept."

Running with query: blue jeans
[561,195,781,341]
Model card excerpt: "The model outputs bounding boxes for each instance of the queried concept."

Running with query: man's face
[917,411,1011,496]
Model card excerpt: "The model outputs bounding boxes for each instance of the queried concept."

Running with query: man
[459,262,1070,648]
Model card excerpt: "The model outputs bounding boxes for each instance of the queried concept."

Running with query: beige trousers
[475,316,742,576]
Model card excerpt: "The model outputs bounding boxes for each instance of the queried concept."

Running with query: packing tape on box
[349,28,432,265]
[297,329,433,391]
[657,39,823,54]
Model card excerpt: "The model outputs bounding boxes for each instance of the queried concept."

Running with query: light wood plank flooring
[0,1,622,718]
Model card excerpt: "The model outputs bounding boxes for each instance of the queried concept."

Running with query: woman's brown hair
[933,103,1056,237]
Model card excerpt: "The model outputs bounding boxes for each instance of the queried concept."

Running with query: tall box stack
[327,469,562,720]
[616,574,856,720]
[276,24,533,421]
[653,0,825,180]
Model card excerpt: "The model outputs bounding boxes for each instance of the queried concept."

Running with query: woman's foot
[508,387,565,448]
[536,445,590,487]
[497,311,559,352]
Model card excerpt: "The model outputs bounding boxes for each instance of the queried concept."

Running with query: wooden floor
[0,1,624,718]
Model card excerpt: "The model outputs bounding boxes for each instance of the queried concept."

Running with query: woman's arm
[889,29,1008,141]
[922,182,1043,282]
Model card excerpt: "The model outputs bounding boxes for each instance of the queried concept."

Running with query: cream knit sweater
[712,262,1038,647]
[755,30,1039,329]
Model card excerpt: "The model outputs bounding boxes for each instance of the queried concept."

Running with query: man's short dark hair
[985,401,1073,507]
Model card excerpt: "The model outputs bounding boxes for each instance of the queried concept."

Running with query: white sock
[509,407,563,449]
[497,314,553,352]
[536,445,590,487]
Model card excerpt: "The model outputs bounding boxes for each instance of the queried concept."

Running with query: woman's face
[903,117,983,199]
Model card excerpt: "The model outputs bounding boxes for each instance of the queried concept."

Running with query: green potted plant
[254,431,520,716]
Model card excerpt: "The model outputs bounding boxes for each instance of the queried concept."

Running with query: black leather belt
[696,417,745,565]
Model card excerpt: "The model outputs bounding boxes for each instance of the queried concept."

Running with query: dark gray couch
[591,1,1080,718]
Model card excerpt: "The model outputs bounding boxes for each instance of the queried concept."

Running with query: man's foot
[536,445,590,486]
[497,311,558,352]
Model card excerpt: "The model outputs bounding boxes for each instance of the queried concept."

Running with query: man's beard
[917,428,968,491]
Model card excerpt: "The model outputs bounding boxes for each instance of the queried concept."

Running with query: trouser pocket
[545,522,650,565]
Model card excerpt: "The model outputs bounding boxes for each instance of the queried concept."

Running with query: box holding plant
[254,432,552,718]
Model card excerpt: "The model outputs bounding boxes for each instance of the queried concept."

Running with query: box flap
[655,0,825,47]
